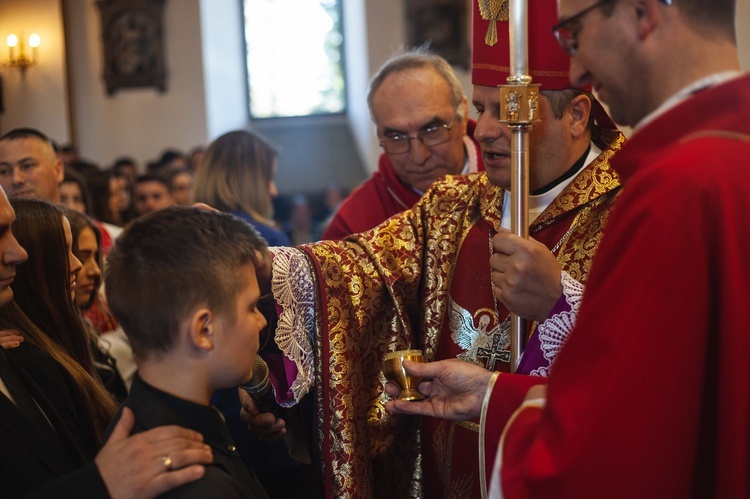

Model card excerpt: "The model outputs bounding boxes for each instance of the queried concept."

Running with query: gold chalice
[382,349,426,401]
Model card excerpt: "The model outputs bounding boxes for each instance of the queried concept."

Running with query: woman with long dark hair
[7,198,116,442]
[64,209,119,331]
[64,209,102,310]
[65,208,128,399]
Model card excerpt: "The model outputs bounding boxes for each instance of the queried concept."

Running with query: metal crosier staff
[498,0,540,372]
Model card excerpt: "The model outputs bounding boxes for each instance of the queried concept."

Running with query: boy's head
[106,207,268,386]
[134,173,174,217]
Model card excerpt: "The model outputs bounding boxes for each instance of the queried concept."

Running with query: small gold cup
[382,349,425,401]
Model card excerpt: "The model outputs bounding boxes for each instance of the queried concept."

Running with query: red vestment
[322,121,483,240]
[489,74,750,498]
[423,132,622,499]
[270,130,624,497]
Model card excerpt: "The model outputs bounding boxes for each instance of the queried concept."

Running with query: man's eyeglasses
[552,0,617,56]
[553,0,671,56]
[380,119,454,155]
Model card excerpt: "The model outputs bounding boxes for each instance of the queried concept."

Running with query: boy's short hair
[135,172,172,192]
[105,207,267,359]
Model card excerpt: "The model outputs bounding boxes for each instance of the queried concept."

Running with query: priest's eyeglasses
[552,0,617,56]
[380,119,454,155]
[553,0,672,56]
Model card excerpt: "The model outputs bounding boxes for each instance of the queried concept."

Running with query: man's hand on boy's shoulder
[96,407,213,499]
[239,388,287,443]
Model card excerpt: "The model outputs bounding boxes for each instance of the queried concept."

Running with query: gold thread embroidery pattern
[307,174,495,497]
[533,132,625,284]
[533,131,624,229]
[299,130,624,496]
[478,0,509,46]
[555,191,622,283]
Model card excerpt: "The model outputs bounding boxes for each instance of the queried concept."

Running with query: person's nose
[89,259,101,279]
[12,167,25,186]
[408,136,431,165]
[257,309,268,331]
[474,111,508,143]
[568,57,590,88]
[70,254,82,276]
[4,235,27,267]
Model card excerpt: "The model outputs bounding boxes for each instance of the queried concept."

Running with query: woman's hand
[0,330,23,350]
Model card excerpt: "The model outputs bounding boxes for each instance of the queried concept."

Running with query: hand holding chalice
[382,349,426,401]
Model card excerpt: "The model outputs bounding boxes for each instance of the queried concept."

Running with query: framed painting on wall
[405,0,470,69]
[97,0,167,95]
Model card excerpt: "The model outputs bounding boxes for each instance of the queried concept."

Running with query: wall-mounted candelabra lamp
[5,33,40,74]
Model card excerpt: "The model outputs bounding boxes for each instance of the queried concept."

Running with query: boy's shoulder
[107,375,269,499]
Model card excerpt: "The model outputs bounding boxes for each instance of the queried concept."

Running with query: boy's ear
[189,309,214,352]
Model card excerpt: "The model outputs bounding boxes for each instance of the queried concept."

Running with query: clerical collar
[635,71,742,132]
[532,144,591,196]
[500,141,602,230]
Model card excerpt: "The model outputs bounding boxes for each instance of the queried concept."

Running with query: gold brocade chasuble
[299,130,624,498]
[423,134,624,499]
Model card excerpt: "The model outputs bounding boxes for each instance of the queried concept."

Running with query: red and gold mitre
[472,0,570,89]
[472,0,616,127]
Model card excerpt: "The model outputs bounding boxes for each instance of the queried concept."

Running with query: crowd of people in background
[0,125,350,497]
[55,142,346,250]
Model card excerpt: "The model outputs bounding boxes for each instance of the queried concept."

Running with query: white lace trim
[270,247,316,406]
[529,271,584,377]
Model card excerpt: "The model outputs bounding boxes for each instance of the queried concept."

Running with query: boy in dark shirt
[105,207,270,498]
